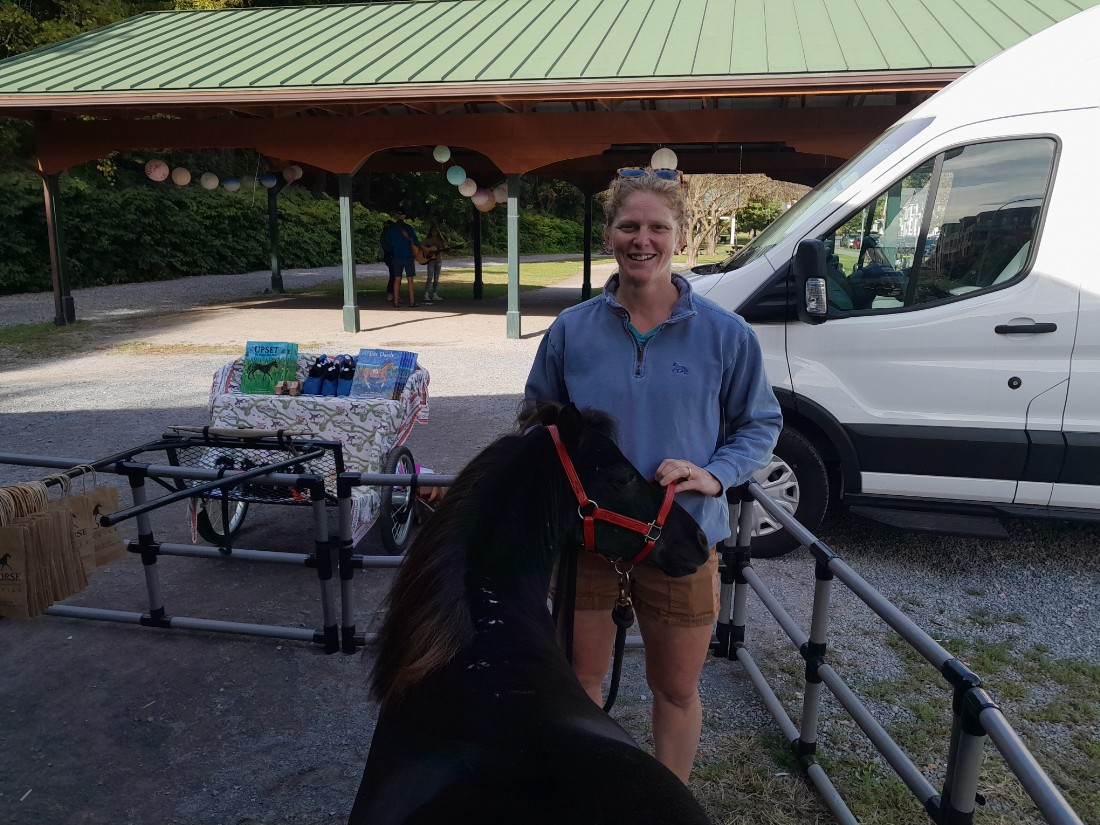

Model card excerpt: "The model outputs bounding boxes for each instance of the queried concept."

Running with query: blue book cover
[350,349,417,399]
[349,349,401,399]
[239,341,298,394]
[390,350,419,399]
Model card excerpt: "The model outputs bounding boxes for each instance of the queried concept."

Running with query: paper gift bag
[88,486,128,567]
[0,523,33,619]
[46,502,87,598]
[65,493,100,574]
[24,514,57,612]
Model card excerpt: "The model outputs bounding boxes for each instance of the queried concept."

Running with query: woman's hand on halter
[656,458,721,496]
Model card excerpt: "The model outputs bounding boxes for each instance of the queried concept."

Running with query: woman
[421,225,447,304]
[523,169,782,783]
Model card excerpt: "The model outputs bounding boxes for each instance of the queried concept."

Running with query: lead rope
[553,546,578,662]
[603,562,635,713]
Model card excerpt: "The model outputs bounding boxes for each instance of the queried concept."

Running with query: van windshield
[717,117,935,271]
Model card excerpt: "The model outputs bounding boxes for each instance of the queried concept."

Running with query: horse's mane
[369,402,616,705]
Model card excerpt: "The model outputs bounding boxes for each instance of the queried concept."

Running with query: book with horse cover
[239,341,298,394]
[350,349,417,400]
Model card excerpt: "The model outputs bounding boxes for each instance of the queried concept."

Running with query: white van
[692,6,1100,556]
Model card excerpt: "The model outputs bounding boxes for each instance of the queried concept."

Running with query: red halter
[547,424,677,566]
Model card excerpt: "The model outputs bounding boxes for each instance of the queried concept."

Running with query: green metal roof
[0,0,1097,98]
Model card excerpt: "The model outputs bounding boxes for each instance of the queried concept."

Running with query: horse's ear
[557,402,584,449]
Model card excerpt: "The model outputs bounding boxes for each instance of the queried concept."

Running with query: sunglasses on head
[617,166,682,182]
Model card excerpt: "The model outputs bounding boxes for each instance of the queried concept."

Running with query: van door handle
[995,323,1057,334]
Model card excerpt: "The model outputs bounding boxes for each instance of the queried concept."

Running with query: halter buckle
[644,522,662,543]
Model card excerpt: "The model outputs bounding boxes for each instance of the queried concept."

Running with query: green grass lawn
[292,252,730,302]
[291,257,616,302]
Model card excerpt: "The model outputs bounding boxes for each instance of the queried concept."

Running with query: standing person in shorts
[522,167,782,784]
[382,209,420,308]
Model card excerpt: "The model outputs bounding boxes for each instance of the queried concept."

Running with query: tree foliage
[0,0,167,60]
[0,158,587,295]
[680,174,808,267]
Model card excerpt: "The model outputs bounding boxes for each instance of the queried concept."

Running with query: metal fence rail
[0,442,454,653]
[715,482,1084,825]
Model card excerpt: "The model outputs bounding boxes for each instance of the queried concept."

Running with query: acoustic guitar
[413,244,454,265]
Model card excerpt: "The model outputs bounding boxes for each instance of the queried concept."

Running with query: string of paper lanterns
[143,160,303,191]
[141,146,677,199]
[434,145,506,212]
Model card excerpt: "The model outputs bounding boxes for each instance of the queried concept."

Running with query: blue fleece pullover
[524,273,782,547]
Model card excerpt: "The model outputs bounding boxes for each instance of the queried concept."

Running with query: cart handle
[99,448,328,526]
[168,425,308,440]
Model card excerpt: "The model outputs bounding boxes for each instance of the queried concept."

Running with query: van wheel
[746,427,828,559]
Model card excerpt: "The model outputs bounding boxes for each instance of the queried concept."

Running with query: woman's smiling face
[608,191,681,287]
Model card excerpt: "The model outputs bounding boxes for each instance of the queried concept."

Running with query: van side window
[821,138,1055,315]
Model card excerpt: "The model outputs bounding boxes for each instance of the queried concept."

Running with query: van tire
[746,426,829,558]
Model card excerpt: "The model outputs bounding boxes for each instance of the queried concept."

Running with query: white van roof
[901,6,1100,126]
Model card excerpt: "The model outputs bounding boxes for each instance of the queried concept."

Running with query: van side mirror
[793,239,828,325]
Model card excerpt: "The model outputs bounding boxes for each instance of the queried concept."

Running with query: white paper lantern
[170,167,191,186]
[492,184,508,203]
[145,159,169,182]
[458,178,477,197]
[222,177,241,192]
[471,187,491,206]
[650,147,678,170]
[200,172,220,190]
[282,164,304,182]
[432,145,451,163]
[257,172,278,189]
[474,193,497,212]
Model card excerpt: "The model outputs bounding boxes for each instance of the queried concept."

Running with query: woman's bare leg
[569,609,617,705]
[636,616,713,783]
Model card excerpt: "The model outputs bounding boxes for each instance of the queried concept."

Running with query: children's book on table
[350,349,418,400]
[238,341,299,395]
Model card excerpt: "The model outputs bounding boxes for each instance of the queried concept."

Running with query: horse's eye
[611,471,637,489]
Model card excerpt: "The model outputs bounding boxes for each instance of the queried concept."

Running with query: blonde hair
[603,173,687,235]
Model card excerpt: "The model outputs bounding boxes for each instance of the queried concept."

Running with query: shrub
[0,165,586,295]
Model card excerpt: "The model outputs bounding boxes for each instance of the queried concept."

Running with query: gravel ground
[0,266,1096,824]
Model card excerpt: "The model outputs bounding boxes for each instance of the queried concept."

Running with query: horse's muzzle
[651,509,710,578]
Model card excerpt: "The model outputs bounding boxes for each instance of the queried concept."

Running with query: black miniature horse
[349,403,714,825]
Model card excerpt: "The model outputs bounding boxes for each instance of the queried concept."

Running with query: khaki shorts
[564,547,719,628]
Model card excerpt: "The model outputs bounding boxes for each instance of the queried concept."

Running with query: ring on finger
[685,466,693,480]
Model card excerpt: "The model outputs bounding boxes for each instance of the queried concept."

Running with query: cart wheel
[379,446,416,555]
[196,498,249,544]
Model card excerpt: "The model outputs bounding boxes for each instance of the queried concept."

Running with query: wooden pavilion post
[472,206,483,300]
[338,173,360,333]
[267,179,289,294]
[41,172,74,326]
[582,192,594,301]
[505,174,521,339]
